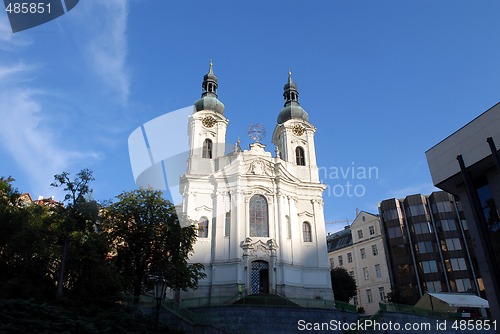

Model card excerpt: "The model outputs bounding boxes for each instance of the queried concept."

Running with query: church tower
[272,70,319,183]
[187,61,228,174]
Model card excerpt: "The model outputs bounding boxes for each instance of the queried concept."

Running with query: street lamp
[154,275,168,331]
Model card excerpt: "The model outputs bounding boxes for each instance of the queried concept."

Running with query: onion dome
[194,61,225,114]
[277,69,309,124]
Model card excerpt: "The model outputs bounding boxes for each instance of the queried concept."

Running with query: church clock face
[292,124,305,136]
[202,116,216,128]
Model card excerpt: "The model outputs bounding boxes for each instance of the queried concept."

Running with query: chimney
[356,207,359,217]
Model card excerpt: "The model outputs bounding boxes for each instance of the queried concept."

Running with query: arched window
[302,222,312,242]
[286,216,291,239]
[296,146,305,166]
[249,195,269,237]
[203,139,213,159]
[198,216,209,238]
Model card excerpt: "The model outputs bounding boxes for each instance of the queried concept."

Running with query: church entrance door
[251,260,269,294]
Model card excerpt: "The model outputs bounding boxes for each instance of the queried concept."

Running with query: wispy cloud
[387,182,440,199]
[0,17,12,42]
[84,0,130,103]
[0,64,100,197]
[0,62,34,80]
[0,16,31,50]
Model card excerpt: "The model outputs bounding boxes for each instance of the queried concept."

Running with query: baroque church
[179,63,333,301]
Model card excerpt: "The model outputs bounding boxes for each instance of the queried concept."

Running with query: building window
[295,146,305,166]
[372,244,378,256]
[353,295,358,306]
[198,216,209,238]
[416,241,434,253]
[438,219,457,232]
[387,226,402,238]
[407,204,427,216]
[413,222,433,234]
[477,183,500,229]
[369,225,375,235]
[366,289,373,303]
[338,255,343,267]
[347,252,353,263]
[420,260,438,274]
[202,139,213,159]
[357,229,363,239]
[391,244,408,257]
[349,270,355,277]
[451,278,472,292]
[225,211,231,237]
[360,248,366,259]
[375,264,382,278]
[378,287,385,301]
[445,238,462,251]
[396,264,413,276]
[302,222,312,242]
[249,195,269,237]
[363,267,369,280]
[445,258,467,272]
[461,220,468,230]
[383,208,400,221]
[425,281,442,293]
[432,201,453,213]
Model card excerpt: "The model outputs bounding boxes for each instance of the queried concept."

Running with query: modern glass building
[378,192,482,306]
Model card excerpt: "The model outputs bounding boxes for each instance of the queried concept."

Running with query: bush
[0,299,182,333]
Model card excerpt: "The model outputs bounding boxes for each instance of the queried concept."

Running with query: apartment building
[327,211,391,314]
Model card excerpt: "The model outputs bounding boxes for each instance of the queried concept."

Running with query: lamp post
[153,275,168,331]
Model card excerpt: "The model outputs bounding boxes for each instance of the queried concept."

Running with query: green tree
[103,188,205,304]
[331,267,357,302]
[0,173,121,304]
[51,169,96,299]
[51,169,122,304]
[0,177,58,300]
[386,286,407,304]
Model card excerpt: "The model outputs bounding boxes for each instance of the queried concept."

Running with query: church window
[198,217,209,238]
[225,211,231,237]
[286,216,291,239]
[302,222,312,242]
[249,195,269,237]
[295,147,305,166]
[202,139,213,159]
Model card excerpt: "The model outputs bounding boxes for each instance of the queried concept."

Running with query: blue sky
[1,0,499,233]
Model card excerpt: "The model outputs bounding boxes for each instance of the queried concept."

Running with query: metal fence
[379,302,462,320]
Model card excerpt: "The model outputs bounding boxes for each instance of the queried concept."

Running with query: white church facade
[179,64,333,302]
